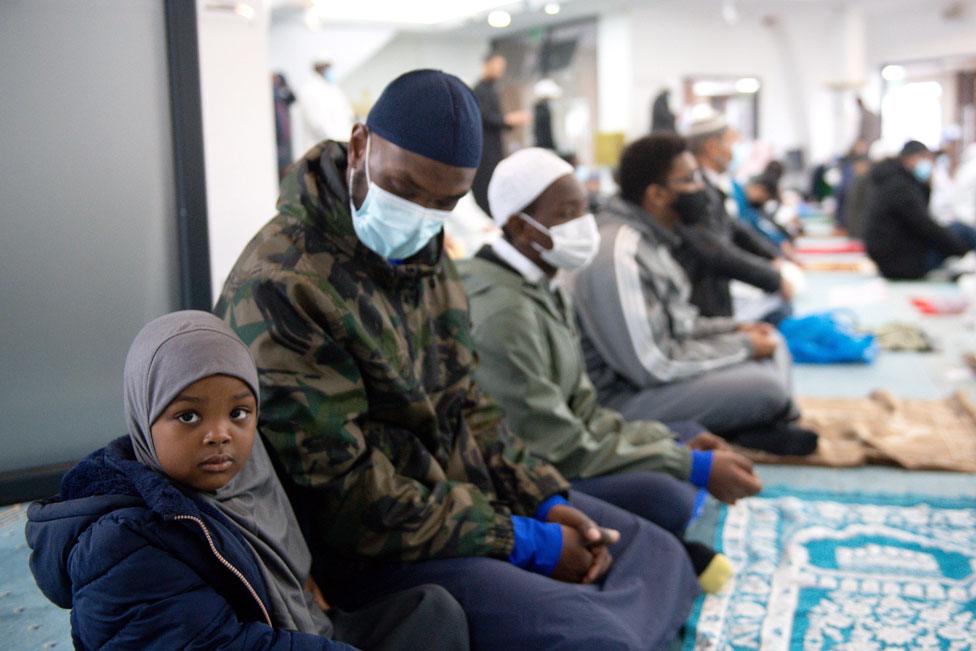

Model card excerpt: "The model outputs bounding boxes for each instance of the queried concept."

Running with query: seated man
[674,115,793,320]
[460,148,762,590]
[569,133,818,456]
[461,147,761,505]
[735,166,795,252]
[865,140,976,279]
[217,70,699,649]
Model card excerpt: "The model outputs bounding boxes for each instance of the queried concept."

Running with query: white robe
[294,75,354,159]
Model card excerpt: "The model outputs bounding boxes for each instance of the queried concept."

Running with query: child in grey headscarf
[27,310,469,650]
[123,309,335,636]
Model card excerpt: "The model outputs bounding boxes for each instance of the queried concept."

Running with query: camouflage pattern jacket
[216,141,569,563]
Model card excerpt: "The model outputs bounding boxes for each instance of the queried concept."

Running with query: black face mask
[673,190,711,224]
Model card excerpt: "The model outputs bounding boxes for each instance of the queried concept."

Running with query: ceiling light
[721,0,739,25]
[544,2,560,15]
[488,10,511,27]
[233,2,256,20]
[305,1,515,27]
[304,7,321,30]
[735,77,761,94]
[881,64,906,82]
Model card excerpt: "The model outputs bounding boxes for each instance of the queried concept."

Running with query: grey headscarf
[123,310,332,636]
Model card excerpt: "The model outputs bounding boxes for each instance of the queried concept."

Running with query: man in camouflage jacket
[216,137,567,564]
[217,70,698,649]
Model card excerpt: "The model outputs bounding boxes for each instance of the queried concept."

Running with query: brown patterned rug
[737,391,976,472]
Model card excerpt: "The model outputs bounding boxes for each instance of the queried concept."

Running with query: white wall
[264,0,976,171]
[269,16,396,94]
[197,0,280,299]
[865,0,976,68]
[593,0,974,164]
[597,12,633,133]
[624,0,845,163]
[337,32,487,111]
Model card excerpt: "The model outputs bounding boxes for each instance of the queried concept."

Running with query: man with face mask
[676,115,792,320]
[460,147,765,591]
[865,140,976,279]
[217,70,700,649]
[569,133,818,456]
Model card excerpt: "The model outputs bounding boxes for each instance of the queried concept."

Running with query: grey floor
[770,268,976,499]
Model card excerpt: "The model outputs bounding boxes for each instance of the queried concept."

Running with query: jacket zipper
[174,514,273,627]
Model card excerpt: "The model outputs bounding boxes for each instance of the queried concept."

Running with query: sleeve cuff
[509,516,564,576]
[534,494,570,521]
[690,450,714,489]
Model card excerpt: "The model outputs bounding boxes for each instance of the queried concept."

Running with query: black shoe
[682,540,716,575]
[729,422,819,456]
[682,541,734,593]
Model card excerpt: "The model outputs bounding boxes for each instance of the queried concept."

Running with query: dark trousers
[572,471,697,537]
[333,584,469,651]
[322,492,699,650]
[925,221,976,272]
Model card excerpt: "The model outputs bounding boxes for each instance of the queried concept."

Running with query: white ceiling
[268,0,968,33]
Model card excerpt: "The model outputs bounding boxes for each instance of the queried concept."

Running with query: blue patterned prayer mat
[682,489,976,650]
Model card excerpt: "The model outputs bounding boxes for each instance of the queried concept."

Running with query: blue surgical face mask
[349,135,452,261]
[913,158,934,183]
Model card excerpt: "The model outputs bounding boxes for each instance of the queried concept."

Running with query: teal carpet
[683,488,976,650]
[680,262,976,650]
[0,504,68,649]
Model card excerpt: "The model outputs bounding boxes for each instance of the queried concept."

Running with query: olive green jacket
[216,142,569,564]
[459,250,693,481]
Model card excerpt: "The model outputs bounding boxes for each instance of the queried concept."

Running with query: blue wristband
[534,494,570,521]
[684,488,709,534]
[509,516,564,576]
[689,450,713,488]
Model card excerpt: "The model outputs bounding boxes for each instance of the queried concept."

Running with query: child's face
[150,375,257,492]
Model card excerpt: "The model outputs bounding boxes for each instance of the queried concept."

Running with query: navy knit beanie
[366,69,483,169]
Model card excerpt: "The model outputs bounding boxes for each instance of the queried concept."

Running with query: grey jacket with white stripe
[568,196,754,405]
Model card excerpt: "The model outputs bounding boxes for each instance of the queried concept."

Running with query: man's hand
[305,575,330,612]
[780,275,796,301]
[546,504,620,547]
[550,526,615,584]
[688,431,730,451]
[547,504,619,584]
[780,242,803,266]
[744,329,778,359]
[738,322,775,335]
[707,450,763,504]
[551,526,593,583]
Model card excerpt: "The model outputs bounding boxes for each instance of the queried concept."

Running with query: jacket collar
[490,237,550,285]
[467,247,572,324]
[59,436,209,521]
[702,166,732,196]
[602,196,681,249]
[279,140,445,285]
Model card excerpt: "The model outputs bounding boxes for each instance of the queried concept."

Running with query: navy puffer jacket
[26,437,354,650]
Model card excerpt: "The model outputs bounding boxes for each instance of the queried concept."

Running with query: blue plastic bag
[777,310,878,364]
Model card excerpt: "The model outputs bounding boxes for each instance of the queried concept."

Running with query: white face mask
[519,212,601,270]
